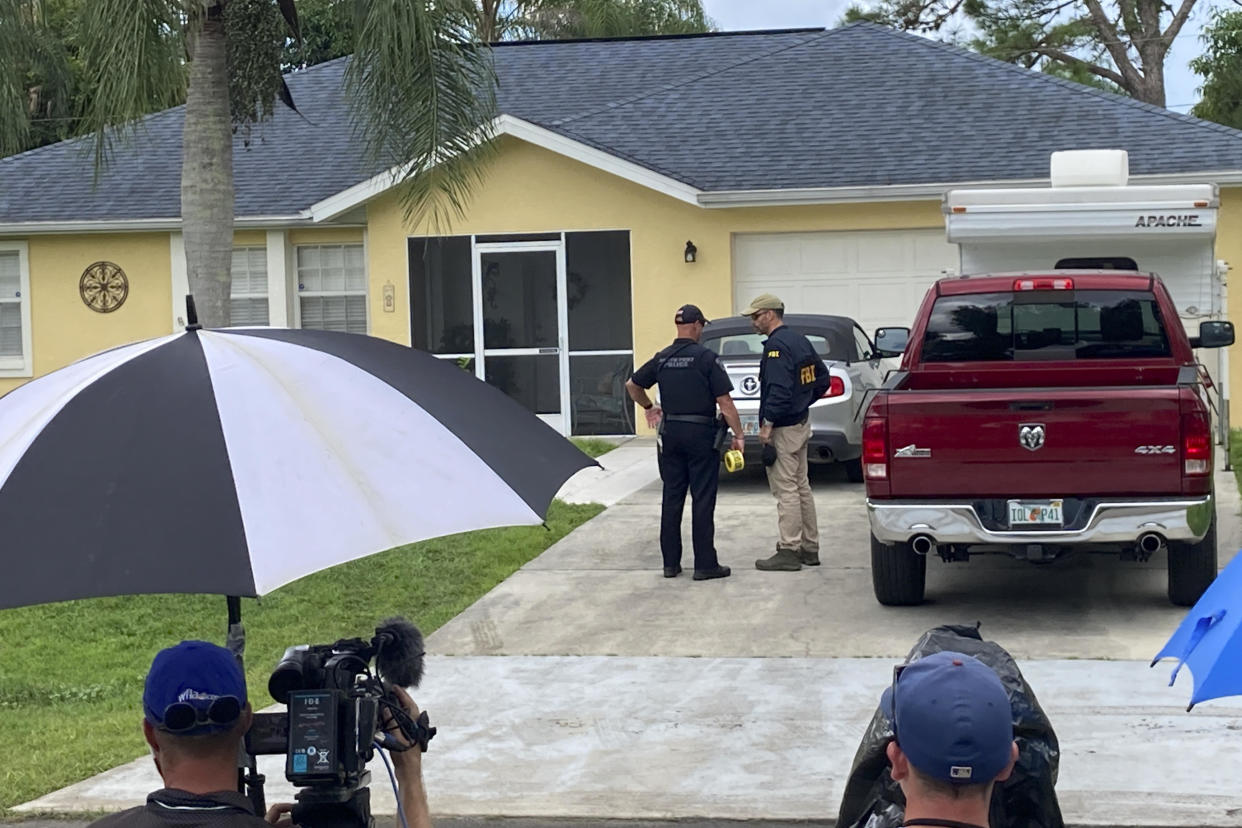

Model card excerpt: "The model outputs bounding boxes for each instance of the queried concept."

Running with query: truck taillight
[821,376,845,398]
[863,417,887,480]
[1182,412,1211,475]
[1014,277,1074,291]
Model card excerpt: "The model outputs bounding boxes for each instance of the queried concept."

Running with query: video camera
[245,617,435,828]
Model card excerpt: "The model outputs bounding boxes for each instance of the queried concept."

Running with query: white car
[701,314,888,482]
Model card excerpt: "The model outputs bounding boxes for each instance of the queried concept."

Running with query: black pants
[659,421,721,571]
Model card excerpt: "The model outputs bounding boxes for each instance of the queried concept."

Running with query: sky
[700,0,1223,114]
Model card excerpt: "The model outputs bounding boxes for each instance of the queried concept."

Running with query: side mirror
[1190,320,1235,349]
[874,327,910,358]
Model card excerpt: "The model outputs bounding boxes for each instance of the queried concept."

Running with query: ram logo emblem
[1019,423,1046,451]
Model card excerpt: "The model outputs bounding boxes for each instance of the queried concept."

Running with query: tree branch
[1082,0,1146,90]
[1034,44,1129,86]
[1163,0,1197,44]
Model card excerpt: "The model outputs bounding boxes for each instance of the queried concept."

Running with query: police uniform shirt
[631,338,733,417]
[759,325,823,427]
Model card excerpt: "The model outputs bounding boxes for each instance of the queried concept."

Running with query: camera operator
[89,640,431,828]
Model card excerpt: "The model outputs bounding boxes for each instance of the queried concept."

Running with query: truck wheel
[845,458,864,483]
[871,533,927,606]
[1167,517,1217,606]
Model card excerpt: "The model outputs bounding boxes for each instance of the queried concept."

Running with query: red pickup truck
[863,270,1234,607]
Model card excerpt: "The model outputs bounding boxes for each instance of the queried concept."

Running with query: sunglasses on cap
[158,694,243,733]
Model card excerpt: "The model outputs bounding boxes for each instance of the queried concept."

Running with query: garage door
[733,230,959,333]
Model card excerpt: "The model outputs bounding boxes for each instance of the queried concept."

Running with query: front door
[473,241,569,433]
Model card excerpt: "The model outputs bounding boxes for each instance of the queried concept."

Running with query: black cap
[675,304,707,325]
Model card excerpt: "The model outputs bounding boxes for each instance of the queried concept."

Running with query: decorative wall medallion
[79,261,129,313]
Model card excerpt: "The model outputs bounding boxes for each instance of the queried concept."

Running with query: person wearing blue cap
[881,651,1019,828]
[89,640,430,828]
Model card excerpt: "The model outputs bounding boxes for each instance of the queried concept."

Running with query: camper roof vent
[1050,149,1129,187]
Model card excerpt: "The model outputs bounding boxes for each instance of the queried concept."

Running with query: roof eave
[697,170,1242,207]
[0,214,335,235]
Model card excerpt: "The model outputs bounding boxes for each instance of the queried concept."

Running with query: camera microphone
[373,616,425,688]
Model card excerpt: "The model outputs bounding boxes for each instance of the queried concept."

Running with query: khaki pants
[765,419,818,553]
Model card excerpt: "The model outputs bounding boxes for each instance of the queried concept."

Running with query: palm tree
[0,0,497,328]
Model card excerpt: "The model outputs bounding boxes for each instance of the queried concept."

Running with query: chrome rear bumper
[867,496,1213,546]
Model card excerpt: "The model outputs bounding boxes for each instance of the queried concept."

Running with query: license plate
[741,415,760,436]
[1008,499,1064,527]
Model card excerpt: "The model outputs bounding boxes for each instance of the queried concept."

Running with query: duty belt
[663,414,716,425]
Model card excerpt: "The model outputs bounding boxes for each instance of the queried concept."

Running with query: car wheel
[1167,515,1217,607]
[844,457,864,483]
[870,532,926,606]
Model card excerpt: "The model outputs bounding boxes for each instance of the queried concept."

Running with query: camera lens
[269,645,310,704]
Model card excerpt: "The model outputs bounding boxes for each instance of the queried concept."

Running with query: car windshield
[922,289,1172,362]
[704,331,842,359]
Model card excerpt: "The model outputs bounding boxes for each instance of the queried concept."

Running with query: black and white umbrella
[0,323,597,610]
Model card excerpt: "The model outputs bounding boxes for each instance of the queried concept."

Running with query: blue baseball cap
[880,651,1014,784]
[143,640,247,735]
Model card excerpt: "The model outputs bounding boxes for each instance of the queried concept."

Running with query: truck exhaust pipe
[910,534,936,555]
[1138,532,1166,555]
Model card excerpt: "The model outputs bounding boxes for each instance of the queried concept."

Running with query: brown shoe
[755,548,802,571]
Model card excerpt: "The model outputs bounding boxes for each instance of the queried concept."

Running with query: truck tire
[845,457,864,483]
[871,533,927,606]
[1167,516,1217,607]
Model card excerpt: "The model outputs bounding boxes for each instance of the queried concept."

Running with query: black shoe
[663,565,683,578]
[693,565,731,581]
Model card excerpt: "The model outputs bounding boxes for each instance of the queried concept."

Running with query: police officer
[626,304,745,581]
[741,293,829,572]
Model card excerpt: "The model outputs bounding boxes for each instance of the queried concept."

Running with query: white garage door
[733,230,959,333]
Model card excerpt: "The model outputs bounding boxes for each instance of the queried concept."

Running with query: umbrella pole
[226,595,267,816]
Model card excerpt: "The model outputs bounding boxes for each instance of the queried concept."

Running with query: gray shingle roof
[4,23,1242,223]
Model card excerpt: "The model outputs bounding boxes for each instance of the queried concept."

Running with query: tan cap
[740,293,784,316]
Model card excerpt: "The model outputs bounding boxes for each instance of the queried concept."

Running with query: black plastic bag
[835,624,1064,828]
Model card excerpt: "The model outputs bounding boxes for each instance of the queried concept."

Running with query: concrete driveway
[434,457,1242,662]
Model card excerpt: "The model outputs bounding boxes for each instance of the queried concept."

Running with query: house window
[297,244,367,334]
[230,247,269,326]
[0,242,32,376]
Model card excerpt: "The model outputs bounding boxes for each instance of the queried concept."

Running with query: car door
[852,325,885,390]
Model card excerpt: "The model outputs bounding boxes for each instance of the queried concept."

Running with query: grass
[0,500,603,813]
[570,437,620,458]
[1230,429,1242,497]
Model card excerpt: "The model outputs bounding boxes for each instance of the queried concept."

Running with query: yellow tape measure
[724,449,745,473]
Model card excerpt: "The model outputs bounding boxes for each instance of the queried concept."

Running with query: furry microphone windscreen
[374,616,425,688]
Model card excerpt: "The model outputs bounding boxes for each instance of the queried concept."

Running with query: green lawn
[570,437,619,458]
[0,500,603,813]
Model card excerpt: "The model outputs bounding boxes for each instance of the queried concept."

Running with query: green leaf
[345,0,500,226]
[77,0,186,172]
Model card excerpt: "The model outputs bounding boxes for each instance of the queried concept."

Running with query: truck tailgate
[885,388,1183,497]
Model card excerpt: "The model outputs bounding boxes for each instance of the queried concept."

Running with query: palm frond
[345,0,499,228]
[78,0,186,172]
[0,0,35,156]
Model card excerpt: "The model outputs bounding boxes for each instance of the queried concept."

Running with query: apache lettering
[1135,214,1201,228]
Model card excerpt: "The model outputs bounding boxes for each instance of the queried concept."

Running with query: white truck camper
[943,149,1230,439]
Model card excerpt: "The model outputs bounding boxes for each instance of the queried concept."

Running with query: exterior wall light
[684,240,697,263]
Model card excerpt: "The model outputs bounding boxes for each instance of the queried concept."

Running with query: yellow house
[4,24,1242,434]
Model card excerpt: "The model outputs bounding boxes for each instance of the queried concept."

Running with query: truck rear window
[922,290,1171,362]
